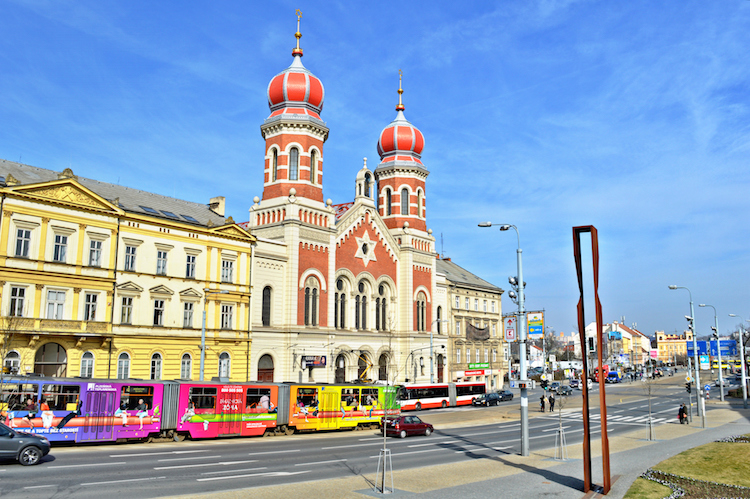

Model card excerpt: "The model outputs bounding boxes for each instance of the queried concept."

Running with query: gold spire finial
[396,69,405,111]
[293,9,304,57]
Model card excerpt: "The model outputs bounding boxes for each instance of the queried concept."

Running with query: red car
[381,415,433,438]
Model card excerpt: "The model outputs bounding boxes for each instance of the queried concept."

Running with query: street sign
[527,312,544,337]
[686,341,709,356]
[685,375,693,383]
[504,316,517,342]
[709,340,738,357]
[704,384,711,392]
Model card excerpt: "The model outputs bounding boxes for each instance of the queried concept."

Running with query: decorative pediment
[13,180,118,212]
[210,223,256,241]
[179,288,203,298]
[149,285,174,296]
[116,281,144,293]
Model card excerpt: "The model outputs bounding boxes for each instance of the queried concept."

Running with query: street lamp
[430,319,449,383]
[479,222,529,456]
[728,314,748,409]
[668,285,705,427]
[699,304,723,401]
[201,288,229,381]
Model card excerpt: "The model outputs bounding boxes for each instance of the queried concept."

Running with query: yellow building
[0,160,255,381]
[656,329,691,364]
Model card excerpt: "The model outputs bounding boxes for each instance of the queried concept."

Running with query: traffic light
[686,382,692,394]
[541,379,548,390]
[711,326,718,339]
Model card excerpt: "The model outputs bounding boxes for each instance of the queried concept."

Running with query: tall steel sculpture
[573,225,611,494]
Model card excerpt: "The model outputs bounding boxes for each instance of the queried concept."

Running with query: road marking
[198,470,310,482]
[202,466,268,476]
[24,485,56,489]
[322,441,392,450]
[157,455,222,462]
[110,450,208,458]
[295,459,347,467]
[81,476,165,486]
[542,426,571,432]
[250,449,301,456]
[408,440,459,448]
[370,448,442,458]
[46,462,127,469]
[154,460,256,470]
[455,446,513,453]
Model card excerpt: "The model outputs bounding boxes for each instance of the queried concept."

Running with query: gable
[116,281,144,293]
[12,180,118,212]
[336,208,398,263]
[179,288,203,298]
[149,285,174,296]
[209,223,257,242]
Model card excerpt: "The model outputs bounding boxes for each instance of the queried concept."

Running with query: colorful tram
[0,376,399,444]
[397,382,487,411]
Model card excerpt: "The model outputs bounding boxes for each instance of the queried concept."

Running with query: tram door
[82,390,116,441]
[218,386,243,435]
[320,390,338,429]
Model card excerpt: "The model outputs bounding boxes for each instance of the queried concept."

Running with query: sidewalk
[181,388,750,499]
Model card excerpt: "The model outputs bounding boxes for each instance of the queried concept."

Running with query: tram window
[120,385,155,410]
[396,387,407,401]
[361,388,378,405]
[246,387,272,410]
[297,388,318,408]
[189,386,217,410]
[1,383,39,411]
[41,384,80,410]
[341,388,359,406]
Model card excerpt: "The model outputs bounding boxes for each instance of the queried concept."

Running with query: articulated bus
[397,382,486,411]
[0,376,399,444]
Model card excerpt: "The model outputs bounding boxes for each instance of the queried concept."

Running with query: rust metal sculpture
[573,225,611,494]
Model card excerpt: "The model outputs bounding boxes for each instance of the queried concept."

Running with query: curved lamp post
[669,285,705,427]
[728,314,748,409]
[479,222,528,456]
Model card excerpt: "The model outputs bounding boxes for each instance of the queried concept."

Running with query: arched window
[151,353,162,380]
[355,281,367,330]
[386,189,392,216]
[258,354,274,382]
[378,353,389,381]
[181,353,192,379]
[376,284,388,331]
[416,291,427,332]
[3,351,20,374]
[289,147,299,181]
[219,352,231,378]
[335,278,346,329]
[117,352,130,379]
[401,188,409,215]
[436,306,442,333]
[304,276,319,326]
[80,351,94,378]
[310,150,317,185]
[272,149,278,182]
[262,286,272,326]
[417,190,423,218]
[364,173,371,198]
[34,342,67,377]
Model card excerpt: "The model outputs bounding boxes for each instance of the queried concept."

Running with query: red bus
[397,382,486,411]
[592,364,610,382]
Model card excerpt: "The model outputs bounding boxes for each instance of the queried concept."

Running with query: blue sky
[2,1,749,338]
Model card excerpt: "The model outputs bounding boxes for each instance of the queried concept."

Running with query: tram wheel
[285,426,295,436]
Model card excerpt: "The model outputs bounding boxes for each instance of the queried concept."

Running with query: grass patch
[623,477,671,499]
[654,440,750,487]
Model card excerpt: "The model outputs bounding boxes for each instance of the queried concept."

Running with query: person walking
[549,393,555,412]
[540,395,546,412]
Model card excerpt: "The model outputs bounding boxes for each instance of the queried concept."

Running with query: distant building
[655,329,691,364]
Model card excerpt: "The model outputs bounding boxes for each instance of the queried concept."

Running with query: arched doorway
[335,354,346,383]
[34,343,67,377]
[378,354,389,381]
[437,354,444,382]
[258,354,274,382]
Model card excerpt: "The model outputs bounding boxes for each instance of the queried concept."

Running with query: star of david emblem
[354,231,378,267]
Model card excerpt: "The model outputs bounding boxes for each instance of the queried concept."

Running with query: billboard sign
[527,312,544,338]
[709,340,738,357]
[686,341,709,356]
[301,355,326,368]
[504,316,517,342]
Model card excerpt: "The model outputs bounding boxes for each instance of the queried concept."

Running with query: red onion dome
[377,110,425,163]
[267,55,325,121]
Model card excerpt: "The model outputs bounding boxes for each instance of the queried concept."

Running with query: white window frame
[84,293,98,321]
[455,321,461,336]
[465,297,469,309]
[455,296,460,308]
[150,353,162,380]
[9,286,26,317]
[156,250,168,275]
[153,299,165,326]
[221,259,234,283]
[491,301,496,313]
[15,228,31,258]
[46,290,66,320]
[80,351,94,378]
[456,349,461,364]
[121,296,133,324]
[474,299,478,311]
[53,234,68,263]
[185,254,196,279]
[180,353,192,380]
[89,240,102,267]
[117,352,130,379]
[124,245,137,271]
[220,304,234,330]
[483,300,487,312]
[218,352,230,378]
[183,302,194,328]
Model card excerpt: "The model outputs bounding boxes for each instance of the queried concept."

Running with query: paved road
[0,378,699,498]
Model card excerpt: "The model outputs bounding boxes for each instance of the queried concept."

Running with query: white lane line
[24,485,56,489]
[82,476,165,486]
[408,440,459,448]
[455,446,513,453]
[542,426,571,432]
[294,459,347,467]
[47,462,127,469]
[202,466,268,476]
[370,448,442,458]
[154,460,257,471]
[198,470,310,482]
[157,455,222,462]
[321,441,390,450]
[110,450,207,458]
[250,449,301,456]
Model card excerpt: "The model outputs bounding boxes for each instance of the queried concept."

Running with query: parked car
[497,389,514,401]
[556,385,573,396]
[381,416,433,438]
[549,382,561,392]
[606,372,622,383]
[0,423,50,465]
[472,393,502,406]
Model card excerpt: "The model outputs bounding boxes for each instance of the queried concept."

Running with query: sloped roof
[437,258,503,293]
[332,202,354,222]
[0,159,226,227]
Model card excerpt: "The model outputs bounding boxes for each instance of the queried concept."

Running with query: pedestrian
[539,395,545,412]
[549,393,555,412]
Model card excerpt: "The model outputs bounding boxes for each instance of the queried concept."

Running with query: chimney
[209,196,225,217]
